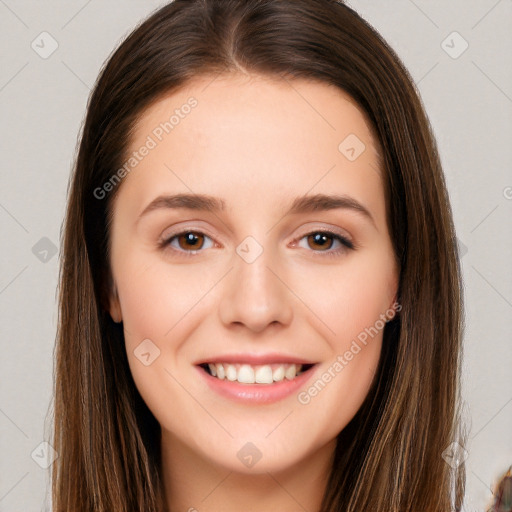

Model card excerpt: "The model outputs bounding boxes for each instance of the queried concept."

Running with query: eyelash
[159,229,355,259]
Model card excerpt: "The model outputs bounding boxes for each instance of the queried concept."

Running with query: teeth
[272,365,285,381]
[285,364,297,380]
[205,362,305,384]
[255,365,273,384]
[215,363,225,380]
[238,364,254,383]
[226,364,237,381]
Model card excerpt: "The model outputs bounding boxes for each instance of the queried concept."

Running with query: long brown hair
[50,0,466,510]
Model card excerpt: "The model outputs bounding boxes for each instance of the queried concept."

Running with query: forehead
[132,72,381,162]
[115,73,384,225]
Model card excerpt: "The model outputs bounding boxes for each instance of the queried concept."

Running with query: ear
[389,292,398,309]
[108,283,123,323]
[386,270,401,320]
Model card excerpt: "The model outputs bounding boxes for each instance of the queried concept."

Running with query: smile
[195,359,318,404]
[199,362,314,384]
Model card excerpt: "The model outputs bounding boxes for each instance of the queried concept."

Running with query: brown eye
[296,230,355,258]
[161,230,215,255]
[176,232,205,251]
[306,232,335,251]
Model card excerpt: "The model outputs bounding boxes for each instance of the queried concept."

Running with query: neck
[161,431,335,512]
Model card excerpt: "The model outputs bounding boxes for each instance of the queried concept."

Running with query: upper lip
[194,353,317,366]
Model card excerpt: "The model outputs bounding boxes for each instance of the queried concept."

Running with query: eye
[159,228,355,258]
[160,230,215,255]
[295,230,355,257]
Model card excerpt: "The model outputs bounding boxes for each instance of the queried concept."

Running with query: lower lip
[195,365,318,404]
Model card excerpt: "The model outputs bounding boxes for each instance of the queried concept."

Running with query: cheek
[115,257,216,430]
[114,255,221,406]
[298,337,381,443]
[291,251,393,348]
[289,252,391,414]
[114,254,214,342]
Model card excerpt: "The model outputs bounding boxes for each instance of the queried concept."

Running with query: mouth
[198,362,316,385]
[195,356,319,404]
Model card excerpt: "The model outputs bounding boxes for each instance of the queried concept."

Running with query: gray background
[0,1,510,510]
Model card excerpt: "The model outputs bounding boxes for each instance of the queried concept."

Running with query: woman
[51,0,467,510]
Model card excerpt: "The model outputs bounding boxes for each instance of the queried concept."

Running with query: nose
[218,246,293,333]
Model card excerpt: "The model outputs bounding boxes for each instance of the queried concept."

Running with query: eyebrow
[137,192,376,227]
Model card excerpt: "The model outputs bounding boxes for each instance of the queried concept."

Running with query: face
[107,73,399,476]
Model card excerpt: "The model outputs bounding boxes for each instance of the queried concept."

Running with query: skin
[107,72,399,512]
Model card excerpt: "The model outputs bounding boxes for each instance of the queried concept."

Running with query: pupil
[310,233,331,250]
[182,232,202,249]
